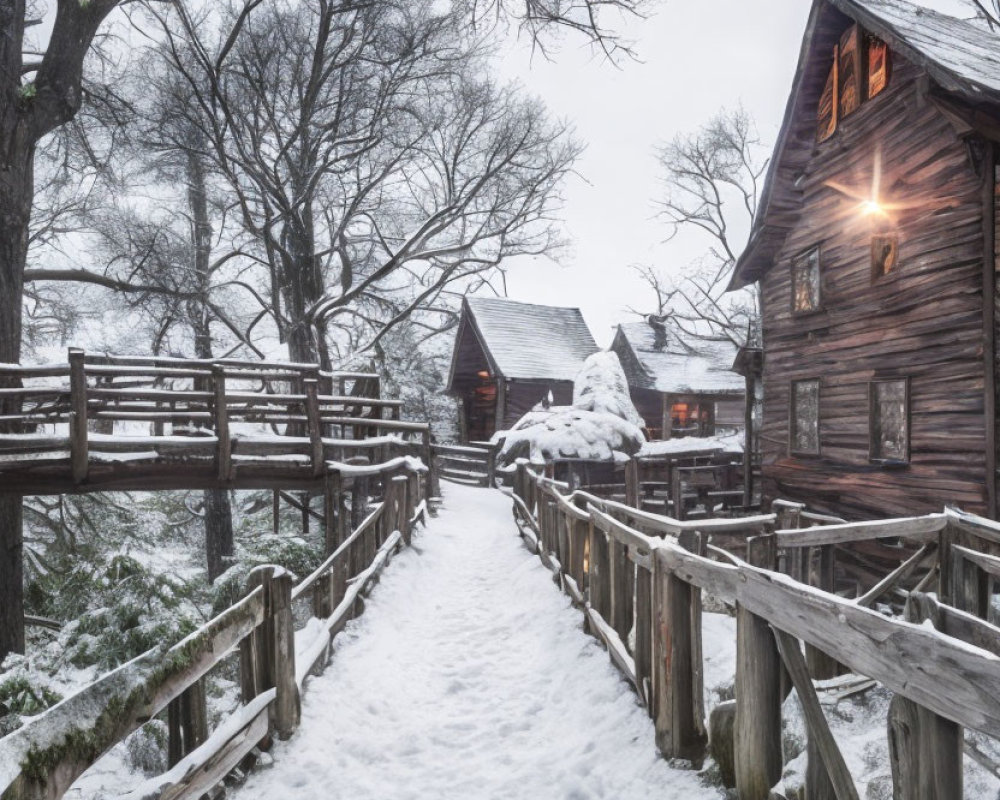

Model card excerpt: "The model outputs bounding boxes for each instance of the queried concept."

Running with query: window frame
[790,245,823,316]
[789,378,822,457]
[870,233,899,283]
[869,378,910,465]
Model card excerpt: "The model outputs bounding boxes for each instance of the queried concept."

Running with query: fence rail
[509,460,1000,800]
[0,457,428,800]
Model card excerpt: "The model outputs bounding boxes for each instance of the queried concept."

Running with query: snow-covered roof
[612,323,743,396]
[463,297,598,382]
[843,0,1000,101]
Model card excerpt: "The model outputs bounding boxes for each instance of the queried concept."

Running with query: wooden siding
[760,53,990,519]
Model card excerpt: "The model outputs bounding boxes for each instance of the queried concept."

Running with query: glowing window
[792,247,821,314]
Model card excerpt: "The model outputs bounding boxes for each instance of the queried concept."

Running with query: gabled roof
[451,297,599,384]
[611,323,743,396]
[730,0,1000,290]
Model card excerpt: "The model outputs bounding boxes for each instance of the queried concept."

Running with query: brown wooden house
[446,297,599,443]
[730,0,1000,520]
[610,320,744,440]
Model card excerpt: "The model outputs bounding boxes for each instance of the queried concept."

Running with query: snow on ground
[233,483,723,800]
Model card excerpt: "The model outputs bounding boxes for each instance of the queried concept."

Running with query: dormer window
[817,24,891,142]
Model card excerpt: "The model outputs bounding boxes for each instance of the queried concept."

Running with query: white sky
[492,0,977,346]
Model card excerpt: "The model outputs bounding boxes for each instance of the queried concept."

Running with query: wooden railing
[509,462,1000,800]
[0,457,428,800]
[431,442,497,488]
[0,350,436,494]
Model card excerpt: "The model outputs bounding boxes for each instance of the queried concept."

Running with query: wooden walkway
[0,351,431,494]
[229,483,710,800]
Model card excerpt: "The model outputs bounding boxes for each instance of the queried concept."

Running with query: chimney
[646,314,669,350]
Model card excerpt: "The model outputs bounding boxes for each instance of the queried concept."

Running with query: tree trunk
[0,128,33,660]
[186,150,235,585]
[204,488,234,583]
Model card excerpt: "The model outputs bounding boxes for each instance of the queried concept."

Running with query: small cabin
[446,297,599,443]
[729,0,1000,520]
[609,320,744,440]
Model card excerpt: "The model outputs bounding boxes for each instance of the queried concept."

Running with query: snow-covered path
[235,483,722,800]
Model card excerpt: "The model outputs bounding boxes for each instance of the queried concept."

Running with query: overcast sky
[492,0,976,347]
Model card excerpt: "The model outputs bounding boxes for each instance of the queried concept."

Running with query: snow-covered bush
[572,350,645,428]
[494,351,645,466]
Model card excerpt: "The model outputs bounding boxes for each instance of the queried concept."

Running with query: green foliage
[58,555,200,670]
[18,83,36,100]
[0,657,63,728]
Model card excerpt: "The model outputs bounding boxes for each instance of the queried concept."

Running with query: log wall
[760,53,992,519]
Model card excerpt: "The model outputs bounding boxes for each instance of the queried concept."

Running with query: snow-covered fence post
[670,467,684,521]
[211,364,231,482]
[68,347,88,483]
[270,568,301,739]
[240,567,269,709]
[734,534,782,800]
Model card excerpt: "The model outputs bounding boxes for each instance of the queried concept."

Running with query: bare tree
[148,0,580,367]
[971,0,1000,29]
[637,107,768,347]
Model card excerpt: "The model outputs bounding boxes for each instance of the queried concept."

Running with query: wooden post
[625,457,640,509]
[609,535,631,643]
[304,378,324,477]
[671,468,685,521]
[735,534,782,800]
[588,519,610,622]
[68,348,88,483]
[269,569,300,739]
[391,474,409,545]
[211,364,231,482]
[886,596,963,800]
[167,678,208,766]
[272,489,280,536]
[486,445,497,489]
[652,548,707,763]
[635,560,653,712]
[679,530,706,745]
[807,544,839,679]
[743,372,754,509]
[239,575,263,705]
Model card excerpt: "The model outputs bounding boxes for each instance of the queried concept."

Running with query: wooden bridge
[0,350,432,494]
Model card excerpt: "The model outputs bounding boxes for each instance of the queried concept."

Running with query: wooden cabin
[609,320,744,440]
[729,0,1000,519]
[446,297,599,443]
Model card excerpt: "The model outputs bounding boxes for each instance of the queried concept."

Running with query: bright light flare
[860,199,887,217]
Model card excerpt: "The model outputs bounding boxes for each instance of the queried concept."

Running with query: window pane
[872,235,898,278]
[873,380,907,460]
[792,248,820,312]
[867,35,890,99]
[839,25,862,118]
[793,380,819,453]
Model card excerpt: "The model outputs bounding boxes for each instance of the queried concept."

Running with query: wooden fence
[431,442,497,488]
[0,457,428,800]
[510,461,1000,800]
[0,350,435,494]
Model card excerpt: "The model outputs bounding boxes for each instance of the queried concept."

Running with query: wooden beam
[772,628,860,800]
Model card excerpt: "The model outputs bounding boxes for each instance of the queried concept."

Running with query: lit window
[790,379,820,455]
[792,247,821,313]
[870,379,908,462]
[872,235,898,279]
[816,25,891,141]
